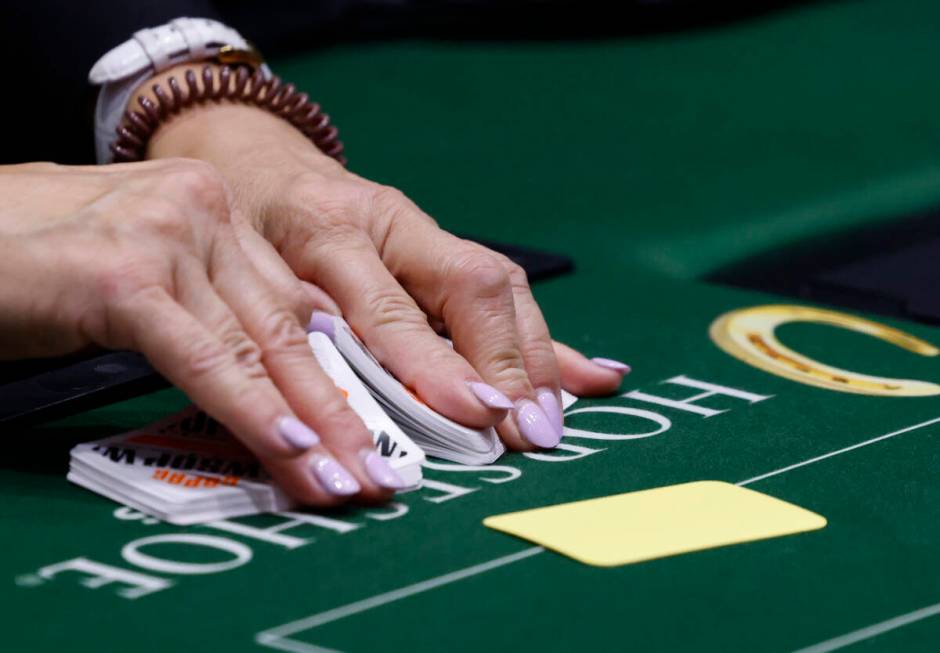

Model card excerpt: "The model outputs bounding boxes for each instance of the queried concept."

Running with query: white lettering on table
[112,507,160,525]
[420,478,478,503]
[523,441,607,462]
[121,534,252,575]
[562,406,671,441]
[422,459,522,484]
[36,557,172,599]
[623,374,772,418]
[365,502,410,521]
[206,512,361,550]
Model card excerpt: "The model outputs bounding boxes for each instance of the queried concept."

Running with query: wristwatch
[88,17,270,164]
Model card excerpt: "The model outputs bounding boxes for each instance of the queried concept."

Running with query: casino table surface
[6,1,940,651]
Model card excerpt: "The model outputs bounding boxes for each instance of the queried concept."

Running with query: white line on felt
[255,631,338,653]
[255,546,545,652]
[791,601,940,653]
[256,415,940,652]
[736,415,940,487]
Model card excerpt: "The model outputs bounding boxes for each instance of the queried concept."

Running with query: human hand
[144,88,631,451]
[0,160,406,505]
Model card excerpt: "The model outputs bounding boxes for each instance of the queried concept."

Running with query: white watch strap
[89,17,268,164]
[89,18,250,84]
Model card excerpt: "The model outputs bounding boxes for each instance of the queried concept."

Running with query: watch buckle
[216,44,263,68]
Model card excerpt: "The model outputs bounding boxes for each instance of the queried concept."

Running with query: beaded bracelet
[110,64,346,165]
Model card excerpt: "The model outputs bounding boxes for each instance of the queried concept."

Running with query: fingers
[380,212,559,450]
[169,263,341,506]
[433,244,558,451]
[492,254,564,434]
[114,285,308,464]
[203,239,399,502]
[222,225,396,501]
[264,179,618,452]
[298,280,341,316]
[553,340,631,397]
[497,260,566,447]
[295,229,511,430]
[380,213,527,389]
[261,447,401,509]
[231,219,322,324]
[233,215,341,322]
[60,160,405,509]
[121,257,399,508]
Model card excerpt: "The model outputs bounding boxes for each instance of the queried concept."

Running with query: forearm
[0,164,110,235]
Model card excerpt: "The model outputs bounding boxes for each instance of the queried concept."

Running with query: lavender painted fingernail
[306,311,336,339]
[467,382,513,410]
[536,388,564,436]
[515,400,561,448]
[277,416,320,450]
[310,454,361,496]
[591,357,632,374]
[359,449,407,489]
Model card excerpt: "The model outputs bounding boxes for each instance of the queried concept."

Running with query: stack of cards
[67,332,425,525]
[322,316,506,465]
[68,316,572,524]
[68,408,294,525]
[308,331,425,482]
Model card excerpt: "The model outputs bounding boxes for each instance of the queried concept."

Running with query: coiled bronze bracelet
[110,65,345,165]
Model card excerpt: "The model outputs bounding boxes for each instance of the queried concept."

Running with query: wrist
[138,69,343,215]
[143,79,317,166]
[112,62,343,168]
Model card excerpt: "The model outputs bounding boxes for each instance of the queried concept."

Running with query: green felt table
[5,1,940,651]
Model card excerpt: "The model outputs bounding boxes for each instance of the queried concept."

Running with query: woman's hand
[144,87,631,451]
[0,160,407,505]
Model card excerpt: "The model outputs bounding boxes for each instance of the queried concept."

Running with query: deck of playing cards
[68,331,426,524]
[322,316,506,465]
[68,407,295,525]
[67,315,565,524]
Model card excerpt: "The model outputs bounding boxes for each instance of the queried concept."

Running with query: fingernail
[359,448,407,489]
[591,357,631,374]
[306,311,336,339]
[515,400,561,448]
[310,454,361,496]
[536,388,564,436]
[277,416,320,450]
[467,381,513,410]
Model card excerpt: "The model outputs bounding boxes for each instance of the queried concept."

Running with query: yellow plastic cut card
[483,481,826,567]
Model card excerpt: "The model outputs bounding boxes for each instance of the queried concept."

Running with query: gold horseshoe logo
[709,305,940,396]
